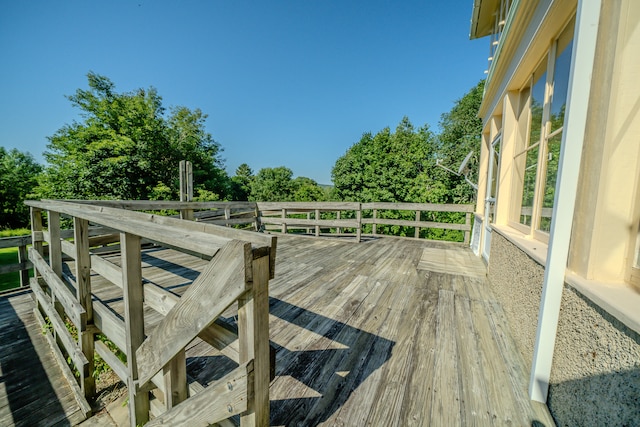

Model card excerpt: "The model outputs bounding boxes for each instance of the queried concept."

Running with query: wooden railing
[362,202,475,244]
[257,202,474,244]
[257,202,362,240]
[0,235,32,291]
[58,200,474,244]
[25,199,276,426]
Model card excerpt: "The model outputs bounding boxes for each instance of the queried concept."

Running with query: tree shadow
[0,291,71,426]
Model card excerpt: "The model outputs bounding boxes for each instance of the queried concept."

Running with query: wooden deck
[1,234,555,426]
[0,290,86,426]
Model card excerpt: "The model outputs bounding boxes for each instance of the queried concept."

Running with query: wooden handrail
[25,199,275,426]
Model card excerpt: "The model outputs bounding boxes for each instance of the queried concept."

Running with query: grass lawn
[0,246,32,292]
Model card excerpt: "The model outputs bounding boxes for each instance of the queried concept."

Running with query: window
[511,19,574,238]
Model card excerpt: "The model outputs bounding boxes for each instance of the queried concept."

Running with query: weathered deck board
[0,290,86,427]
[2,234,556,426]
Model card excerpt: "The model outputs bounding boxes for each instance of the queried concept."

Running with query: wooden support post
[306,212,312,234]
[415,210,421,239]
[372,209,377,235]
[315,209,320,237]
[48,211,62,276]
[336,211,342,234]
[121,232,149,425]
[281,209,287,234]
[225,206,232,227]
[163,350,188,410]
[75,218,95,399]
[238,254,270,427]
[18,243,29,288]
[30,207,44,309]
[179,160,194,221]
[356,206,362,243]
[48,211,65,343]
[464,212,471,245]
[254,205,261,231]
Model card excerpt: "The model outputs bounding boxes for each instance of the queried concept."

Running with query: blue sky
[0,1,487,185]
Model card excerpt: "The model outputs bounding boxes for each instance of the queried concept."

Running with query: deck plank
[1,234,556,426]
[0,291,86,427]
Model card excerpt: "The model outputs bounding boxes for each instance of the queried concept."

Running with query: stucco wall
[487,231,640,426]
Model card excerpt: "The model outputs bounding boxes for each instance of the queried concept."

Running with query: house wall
[488,231,640,425]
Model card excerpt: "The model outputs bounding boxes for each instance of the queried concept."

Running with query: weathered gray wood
[28,248,86,327]
[90,253,123,288]
[146,361,252,426]
[17,242,29,287]
[136,240,251,387]
[163,350,188,410]
[74,217,95,398]
[0,234,32,248]
[121,232,149,426]
[32,304,92,420]
[257,201,360,211]
[361,217,470,231]
[95,339,128,383]
[260,217,358,229]
[30,278,89,373]
[362,202,475,212]
[430,289,461,426]
[92,299,126,353]
[238,254,270,427]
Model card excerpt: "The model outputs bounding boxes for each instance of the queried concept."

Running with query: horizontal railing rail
[0,235,32,291]
[361,202,474,244]
[257,201,362,241]
[25,199,276,426]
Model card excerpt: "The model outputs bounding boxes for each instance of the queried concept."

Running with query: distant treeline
[0,72,483,232]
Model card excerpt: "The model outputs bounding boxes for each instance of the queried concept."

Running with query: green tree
[249,167,295,201]
[0,148,43,229]
[35,72,228,201]
[230,163,254,201]
[332,116,437,203]
[292,177,326,202]
[435,79,484,204]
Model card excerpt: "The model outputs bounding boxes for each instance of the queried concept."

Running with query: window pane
[529,69,547,148]
[550,40,573,132]
[539,132,562,232]
[520,145,539,226]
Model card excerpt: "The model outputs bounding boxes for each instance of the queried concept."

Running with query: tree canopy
[0,147,42,229]
[249,166,326,202]
[332,116,439,203]
[435,79,484,204]
[35,72,228,201]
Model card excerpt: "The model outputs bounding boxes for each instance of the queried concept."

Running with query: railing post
[356,204,362,243]
[74,217,95,398]
[254,204,260,231]
[225,206,232,227]
[179,160,194,221]
[238,253,270,427]
[464,212,471,245]
[17,240,29,288]
[281,209,287,234]
[48,211,65,337]
[336,211,342,234]
[372,209,377,235]
[306,212,312,234]
[163,350,187,409]
[121,232,150,426]
[415,210,420,239]
[315,209,320,237]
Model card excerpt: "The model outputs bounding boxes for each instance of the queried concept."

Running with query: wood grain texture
[136,240,250,387]
[146,361,252,427]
